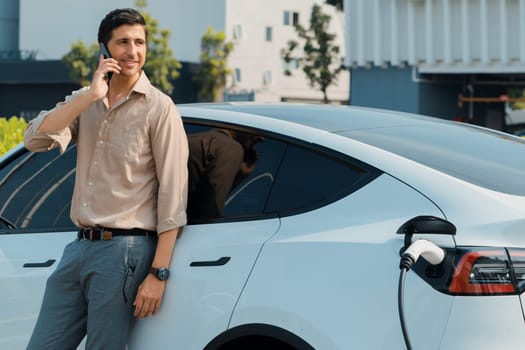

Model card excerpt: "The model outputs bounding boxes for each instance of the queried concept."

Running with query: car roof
[181,102,525,197]
[180,102,449,133]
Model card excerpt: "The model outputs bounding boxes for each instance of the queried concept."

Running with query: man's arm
[37,89,100,134]
[24,55,114,152]
[39,56,112,133]
[133,99,189,318]
[133,227,179,318]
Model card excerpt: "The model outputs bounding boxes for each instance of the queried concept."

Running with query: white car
[1,103,525,349]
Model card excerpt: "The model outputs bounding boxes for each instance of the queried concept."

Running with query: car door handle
[190,257,230,267]
[23,259,56,268]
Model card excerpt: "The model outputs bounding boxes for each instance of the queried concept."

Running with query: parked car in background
[1,103,525,349]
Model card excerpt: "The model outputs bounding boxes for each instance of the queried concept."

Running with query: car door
[128,122,288,350]
[0,146,78,349]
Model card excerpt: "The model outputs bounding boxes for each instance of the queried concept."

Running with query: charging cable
[398,239,445,350]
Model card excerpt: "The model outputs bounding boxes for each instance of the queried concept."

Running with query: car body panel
[313,131,525,248]
[1,103,525,349]
[128,218,280,350]
[0,231,77,349]
[230,174,455,349]
[439,296,525,349]
[180,106,327,143]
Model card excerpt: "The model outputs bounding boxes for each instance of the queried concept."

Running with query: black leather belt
[78,227,157,241]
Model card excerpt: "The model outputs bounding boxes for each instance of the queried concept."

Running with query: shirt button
[88,182,94,187]
[103,120,108,124]
[99,140,104,145]
[82,202,88,207]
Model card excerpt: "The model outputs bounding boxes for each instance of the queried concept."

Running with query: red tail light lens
[508,249,525,294]
[449,250,514,294]
[412,247,525,296]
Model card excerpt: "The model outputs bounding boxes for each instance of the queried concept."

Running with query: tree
[282,4,345,104]
[62,41,99,87]
[193,27,234,102]
[136,0,181,94]
[62,0,181,94]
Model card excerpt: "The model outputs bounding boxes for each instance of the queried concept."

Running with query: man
[24,8,188,350]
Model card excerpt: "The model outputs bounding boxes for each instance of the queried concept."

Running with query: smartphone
[97,43,113,81]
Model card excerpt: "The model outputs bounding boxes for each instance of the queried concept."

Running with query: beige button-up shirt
[24,72,188,234]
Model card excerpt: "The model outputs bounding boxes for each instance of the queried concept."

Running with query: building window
[282,58,300,72]
[293,12,299,26]
[263,70,273,85]
[233,24,244,40]
[234,68,242,83]
[284,11,299,26]
[265,26,273,42]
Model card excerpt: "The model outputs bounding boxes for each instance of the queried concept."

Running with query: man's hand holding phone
[90,43,121,100]
[97,44,115,81]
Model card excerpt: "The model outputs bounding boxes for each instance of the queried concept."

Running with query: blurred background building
[344,0,525,132]
[4,0,524,133]
[0,0,348,119]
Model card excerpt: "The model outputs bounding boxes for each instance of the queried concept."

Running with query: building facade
[226,0,349,103]
[344,0,525,132]
[166,0,349,103]
[1,0,349,114]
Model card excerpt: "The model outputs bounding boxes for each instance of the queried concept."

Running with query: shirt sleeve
[23,88,86,153]
[150,99,189,234]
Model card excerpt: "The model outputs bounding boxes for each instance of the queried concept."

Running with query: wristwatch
[150,267,170,281]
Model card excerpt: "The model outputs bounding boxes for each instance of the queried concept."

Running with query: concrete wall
[350,66,463,121]
[349,66,419,113]
[344,0,525,73]
[0,60,78,119]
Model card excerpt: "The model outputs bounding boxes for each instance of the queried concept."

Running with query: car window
[265,144,381,216]
[185,122,286,223]
[342,123,525,195]
[0,146,76,231]
[0,122,380,231]
[0,122,287,230]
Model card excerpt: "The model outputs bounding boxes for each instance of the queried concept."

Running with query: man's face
[106,24,147,80]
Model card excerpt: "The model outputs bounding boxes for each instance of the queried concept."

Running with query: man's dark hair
[97,8,147,45]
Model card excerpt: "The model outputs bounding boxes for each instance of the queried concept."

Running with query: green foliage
[0,116,27,156]
[62,41,99,87]
[62,0,181,94]
[193,27,234,102]
[282,4,346,103]
[136,1,181,94]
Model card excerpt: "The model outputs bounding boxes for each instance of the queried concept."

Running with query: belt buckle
[102,230,113,240]
[88,229,94,240]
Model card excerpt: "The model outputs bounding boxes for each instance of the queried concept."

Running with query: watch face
[157,268,170,281]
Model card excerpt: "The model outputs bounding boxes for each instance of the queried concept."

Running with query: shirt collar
[131,71,153,96]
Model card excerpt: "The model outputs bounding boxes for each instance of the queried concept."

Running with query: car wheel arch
[202,323,315,350]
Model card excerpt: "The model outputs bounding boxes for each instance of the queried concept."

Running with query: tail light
[413,247,525,296]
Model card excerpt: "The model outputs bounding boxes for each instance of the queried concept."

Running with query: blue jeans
[27,235,156,350]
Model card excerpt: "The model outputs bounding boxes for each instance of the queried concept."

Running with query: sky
[20,0,191,60]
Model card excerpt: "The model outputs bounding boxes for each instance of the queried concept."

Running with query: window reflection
[187,128,265,222]
[0,146,76,230]
[0,122,377,231]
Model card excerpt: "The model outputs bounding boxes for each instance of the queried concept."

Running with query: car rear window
[341,122,525,196]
